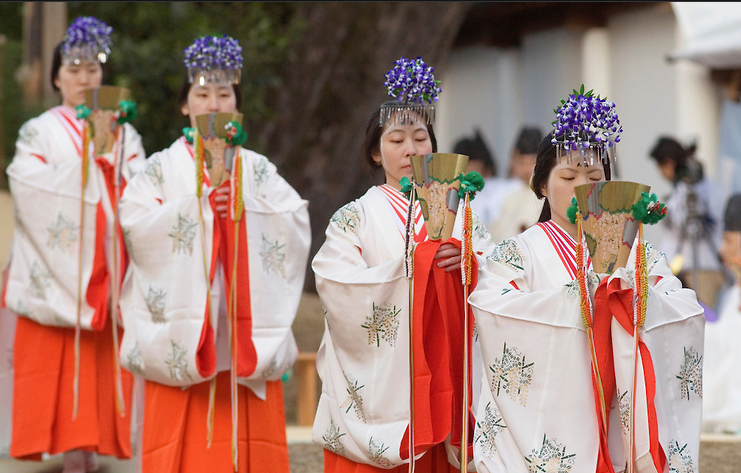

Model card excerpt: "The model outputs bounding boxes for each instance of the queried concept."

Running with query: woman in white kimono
[469,88,705,473]
[702,193,741,434]
[1,16,146,473]
[312,57,495,472]
[117,34,311,473]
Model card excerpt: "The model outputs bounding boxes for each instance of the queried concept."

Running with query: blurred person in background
[702,193,741,434]
[487,125,543,243]
[456,128,501,228]
[1,16,145,473]
[648,135,727,309]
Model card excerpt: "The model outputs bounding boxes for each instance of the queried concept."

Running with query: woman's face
[54,60,103,109]
[657,159,676,182]
[541,157,606,236]
[511,150,537,183]
[372,116,433,189]
[181,82,238,128]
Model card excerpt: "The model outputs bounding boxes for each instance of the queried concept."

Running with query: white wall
[438,3,721,245]
[437,47,520,175]
[607,5,680,243]
[438,29,586,177]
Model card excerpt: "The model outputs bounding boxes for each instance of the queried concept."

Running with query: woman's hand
[212,184,231,219]
[435,242,462,272]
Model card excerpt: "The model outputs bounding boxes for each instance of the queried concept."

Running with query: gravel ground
[289,442,324,473]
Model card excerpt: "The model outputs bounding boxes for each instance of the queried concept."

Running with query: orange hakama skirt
[11,316,133,460]
[141,372,290,473]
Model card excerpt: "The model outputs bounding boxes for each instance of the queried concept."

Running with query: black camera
[679,157,704,185]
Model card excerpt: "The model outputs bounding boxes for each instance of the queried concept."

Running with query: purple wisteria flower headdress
[551,84,622,165]
[380,56,442,126]
[60,16,113,66]
[183,35,243,85]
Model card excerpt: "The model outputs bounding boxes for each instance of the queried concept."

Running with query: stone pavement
[0,426,319,472]
[0,431,739,472]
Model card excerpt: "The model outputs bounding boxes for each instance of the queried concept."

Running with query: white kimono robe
[312,185,495,468]
[469,222,705,473]
[3,105,146,329]
[702,283,741,434]
[118,137,310,397]
[1,105,145,458]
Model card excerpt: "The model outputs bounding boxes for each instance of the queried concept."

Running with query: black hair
[50,43,63,92]
[361,101,438,181]
[648,136,699,184]
[453,129,496,176]
[513,126,543,155]
[724,193,741,232]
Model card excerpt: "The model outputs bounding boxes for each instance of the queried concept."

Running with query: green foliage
[65,2,304,157]
[0,3,23,41]
[0,2,304,189]
[0,2,304,183]
[0,3,37,189]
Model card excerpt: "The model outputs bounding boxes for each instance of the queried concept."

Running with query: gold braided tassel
[195,131,205,198]
[576,214,608,428]
[576,216,592,327]
[193,129,216,446]
[110,125,126,417]
[228,148,242,471]
[461,195,473,287]
[405,185,417,471]
[460,194,474,473]
[628,222,649,473]
[73,122,91,420]
[404,186,416,280]
[231,147,243,222]
[634,223,648,327]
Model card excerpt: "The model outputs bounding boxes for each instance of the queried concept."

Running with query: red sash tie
[592,278,617,473]
[85,201,110,331]
[602,277,666,473]
[400,238,476,460]
[209,181,258,377]
[95,157,130,283]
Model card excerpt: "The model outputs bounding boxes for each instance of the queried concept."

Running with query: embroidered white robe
[469,222,704,473]
[311,185,495,468]
[118,137,310,396]
[702,283,741,433]
[3,105,146,329]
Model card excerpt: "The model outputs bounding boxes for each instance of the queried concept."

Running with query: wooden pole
[296,352,318,426]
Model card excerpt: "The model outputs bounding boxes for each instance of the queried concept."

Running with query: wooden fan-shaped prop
[574,180,651,274]
[195,112,243,187]
[410,153,468,241]
[83,85,132,155]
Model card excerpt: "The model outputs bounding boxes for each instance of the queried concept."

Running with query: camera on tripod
[678,154,704,185]
[649,135,728,306]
